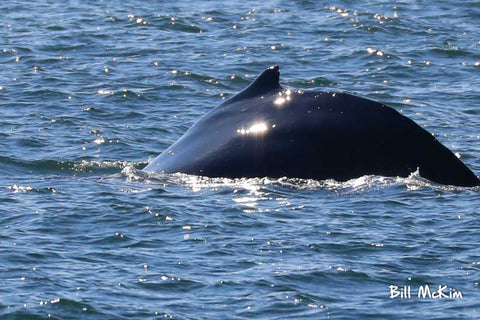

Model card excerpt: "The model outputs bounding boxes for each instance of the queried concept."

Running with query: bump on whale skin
[144,65,480,187]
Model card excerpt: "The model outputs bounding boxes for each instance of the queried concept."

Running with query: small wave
[0,156,145,175]
[6,184,57,194]
[166,69,232,90]
[122,165,476,193]
[124,14,207,33]
[72,160,147,174]
[287,77,337,88]
[1,297,105,319]
[96,88,150,101]
[137,275,204,292]
[430,47,471,58]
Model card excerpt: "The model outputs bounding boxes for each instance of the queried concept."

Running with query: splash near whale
[144,65,479,187]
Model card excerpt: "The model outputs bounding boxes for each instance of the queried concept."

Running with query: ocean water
[1,0,479,319]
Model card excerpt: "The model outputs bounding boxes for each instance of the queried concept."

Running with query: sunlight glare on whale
[237,122,269,135]
[274,89,292,107]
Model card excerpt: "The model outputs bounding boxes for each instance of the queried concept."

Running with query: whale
[144,65,480,187]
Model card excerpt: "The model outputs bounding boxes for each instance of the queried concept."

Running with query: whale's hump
[145,66,480,187]
[222,65,281,106]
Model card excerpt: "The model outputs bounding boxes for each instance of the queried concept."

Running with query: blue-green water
[1,1,479,319]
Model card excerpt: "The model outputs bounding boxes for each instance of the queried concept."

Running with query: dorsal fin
[222,65,281,105]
